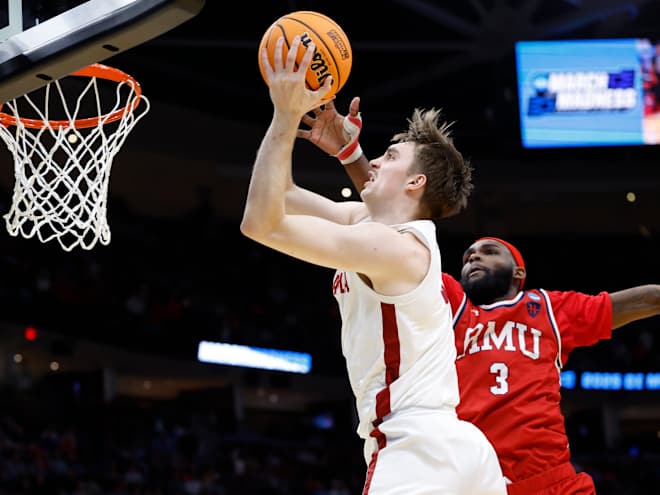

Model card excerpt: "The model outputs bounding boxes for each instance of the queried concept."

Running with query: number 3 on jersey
[490,362,509,395]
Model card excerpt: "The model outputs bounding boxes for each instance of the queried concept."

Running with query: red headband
[476,237,526,289]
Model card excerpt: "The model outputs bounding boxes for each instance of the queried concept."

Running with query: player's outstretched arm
[297,96,371,192]
[610,284,660,330]
[242,36,331,240]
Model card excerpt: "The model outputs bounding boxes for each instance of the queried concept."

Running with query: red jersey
[442,273,613,483]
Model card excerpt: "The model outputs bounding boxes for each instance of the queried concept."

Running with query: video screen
[515,38,660,148]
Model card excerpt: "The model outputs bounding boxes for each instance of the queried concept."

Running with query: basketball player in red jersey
[298,97,660,494]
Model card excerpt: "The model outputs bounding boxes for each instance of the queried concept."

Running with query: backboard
[0,0,205,103]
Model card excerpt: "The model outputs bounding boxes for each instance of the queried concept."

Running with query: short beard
[461,266,514,306]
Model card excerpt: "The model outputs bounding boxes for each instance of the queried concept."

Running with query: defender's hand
[298,96,361,156]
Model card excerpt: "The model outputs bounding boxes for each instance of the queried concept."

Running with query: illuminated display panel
[516,38,660,148]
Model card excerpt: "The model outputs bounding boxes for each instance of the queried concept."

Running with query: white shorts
[362,409,506,495]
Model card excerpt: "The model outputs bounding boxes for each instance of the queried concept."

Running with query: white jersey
[332,219,459,443]
[332,219,506,494]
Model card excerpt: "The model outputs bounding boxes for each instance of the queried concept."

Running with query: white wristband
[339,143,363,165]
[334,112,363,165]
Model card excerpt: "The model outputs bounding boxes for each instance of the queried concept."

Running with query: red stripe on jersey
[363,426,387,494]
[375,303,401,420]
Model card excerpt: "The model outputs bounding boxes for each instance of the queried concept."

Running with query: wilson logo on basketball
[301,32,332,86]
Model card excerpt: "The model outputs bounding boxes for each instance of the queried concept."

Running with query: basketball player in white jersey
[241,36,506,495]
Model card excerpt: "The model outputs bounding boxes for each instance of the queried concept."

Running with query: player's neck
[488,288,522,304]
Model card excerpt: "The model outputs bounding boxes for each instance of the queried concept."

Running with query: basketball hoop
[0,63,150,251]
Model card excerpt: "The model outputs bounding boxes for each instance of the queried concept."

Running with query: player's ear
[513,266,526,282]
[408,174,426,191]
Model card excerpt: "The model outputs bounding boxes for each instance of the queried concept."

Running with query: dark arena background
[0,1,658,493]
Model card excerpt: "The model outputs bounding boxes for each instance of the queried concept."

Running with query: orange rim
[0,63,144,129]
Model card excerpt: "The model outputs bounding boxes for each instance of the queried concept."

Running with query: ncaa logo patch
[527,301,541,317]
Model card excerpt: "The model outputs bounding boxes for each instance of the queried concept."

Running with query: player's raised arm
[610,284,660,329]
[241,36,327,239]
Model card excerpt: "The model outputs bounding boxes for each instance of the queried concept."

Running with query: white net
[0,64,150,251]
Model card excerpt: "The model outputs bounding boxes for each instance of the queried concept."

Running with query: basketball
[258,11,352,101]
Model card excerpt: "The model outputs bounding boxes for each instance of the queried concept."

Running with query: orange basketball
[258,11,352,100]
